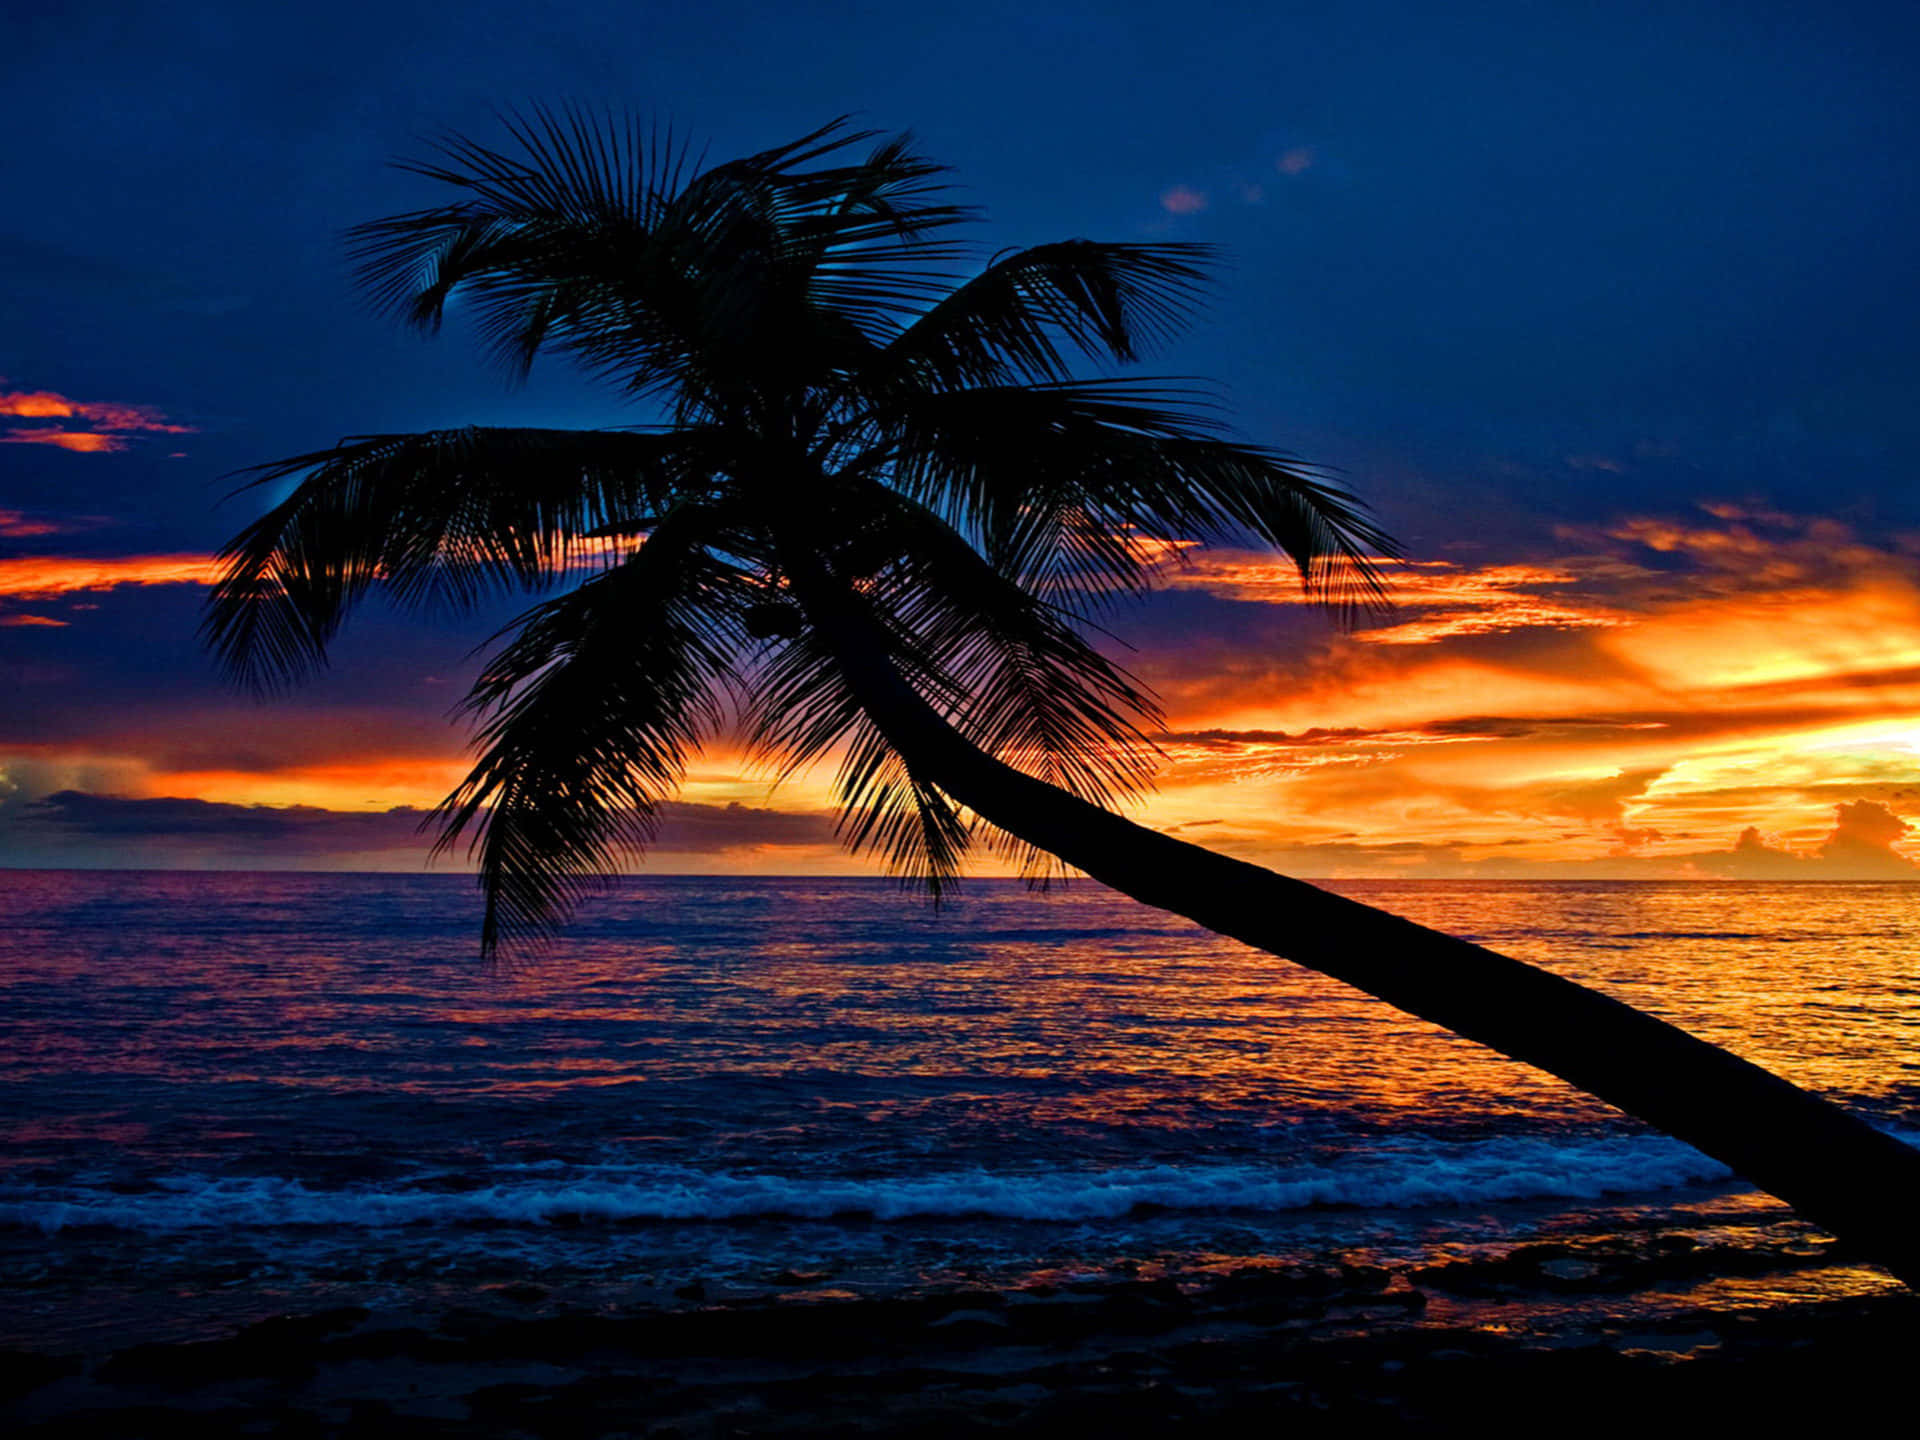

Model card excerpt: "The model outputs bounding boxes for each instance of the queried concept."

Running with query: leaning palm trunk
[785,550,1920,1290]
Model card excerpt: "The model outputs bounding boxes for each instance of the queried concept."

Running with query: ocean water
[3,871,1917,1349]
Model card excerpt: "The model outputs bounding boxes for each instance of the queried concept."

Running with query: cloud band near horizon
[3,501,1919,877]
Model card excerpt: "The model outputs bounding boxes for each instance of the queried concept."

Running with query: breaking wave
[4,1133,1736,1234]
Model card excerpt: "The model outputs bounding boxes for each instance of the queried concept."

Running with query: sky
[5,0,1920,880]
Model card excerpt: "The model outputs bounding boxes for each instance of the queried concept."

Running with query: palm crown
[204,113,1393,955]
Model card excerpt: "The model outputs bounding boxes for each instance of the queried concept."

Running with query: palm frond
[879,240,1216,390]
[867,491,1164,883]
[741,481,1163,889]
[201,427,710,691]
[431,512,750,956]
[875,380,1400,612]
[858,486,1163,796]
[740,585,981,891]
[350,113,977,400]
[835,721,977,896]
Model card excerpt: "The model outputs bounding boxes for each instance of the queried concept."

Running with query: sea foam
[2,1132,1736,1234]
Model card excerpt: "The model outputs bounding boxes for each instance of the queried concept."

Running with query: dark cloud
[1163,715,1686,749]
[1156,727,1376,749]
[7,791,840,867]
[19,791,429,856]
[651,802,839,855]
[1235,801,1920,881]
[1420,714,1670,739]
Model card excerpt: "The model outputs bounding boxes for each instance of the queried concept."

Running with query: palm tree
[204,113,1920,1286]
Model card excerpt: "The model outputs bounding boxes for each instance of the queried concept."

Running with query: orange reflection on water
[6,873,1916,1192]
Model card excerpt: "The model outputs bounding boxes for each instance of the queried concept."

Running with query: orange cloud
[2,500,1915,882]
[1120,504,1920,876]
[0,509,62,538]
[1568,510,1920,696]
[0,386,193,453]
[0,539,628,614]
[1159,553,1629,644]
[0,388,192,432]
[1166,795,1920,881]
[152,760,477,812]
[1694,802,1919,879]
[1539,765,1667,824]
[71,403,194,434]
[0,613,68,627]
[0,553,221,599]
[0,391,76,418]
[3,430,129,453]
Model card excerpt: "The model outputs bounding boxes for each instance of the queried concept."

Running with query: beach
[8,1235,1916,1434]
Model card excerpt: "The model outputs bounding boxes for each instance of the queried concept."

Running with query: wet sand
[8,1228,1917,1436]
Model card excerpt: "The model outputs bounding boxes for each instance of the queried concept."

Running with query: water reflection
[4,874,1918,1169]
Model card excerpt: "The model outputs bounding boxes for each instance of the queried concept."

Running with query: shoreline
[9,1233,1916,1435]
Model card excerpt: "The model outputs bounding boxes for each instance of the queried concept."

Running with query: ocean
[4,871,1917,1352]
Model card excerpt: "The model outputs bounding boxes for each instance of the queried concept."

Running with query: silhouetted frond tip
[882,240,1218,389]
[430,512,750,957]
[200,426,714,693]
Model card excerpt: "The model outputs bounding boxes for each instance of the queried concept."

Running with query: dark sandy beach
[9,1226,1917,1437]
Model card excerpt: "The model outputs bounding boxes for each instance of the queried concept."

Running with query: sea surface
[4,871,1918,1351]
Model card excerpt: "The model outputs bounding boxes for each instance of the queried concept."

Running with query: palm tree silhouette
[204,114,1920,1286]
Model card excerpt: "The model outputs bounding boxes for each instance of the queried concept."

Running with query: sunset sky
[5,1,1919,879]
